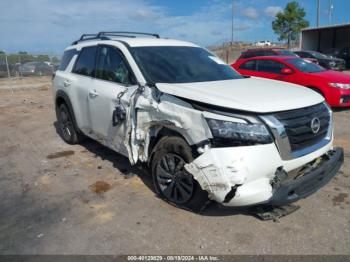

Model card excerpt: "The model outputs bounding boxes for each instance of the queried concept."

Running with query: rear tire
[151,136,209,212]
[57,103,84,144]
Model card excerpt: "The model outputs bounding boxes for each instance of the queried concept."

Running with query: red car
[237,48,297,60]
[237,48,319,65]
[232,56,350,107]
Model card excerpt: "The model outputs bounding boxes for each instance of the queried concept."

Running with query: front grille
[273,103,330,151]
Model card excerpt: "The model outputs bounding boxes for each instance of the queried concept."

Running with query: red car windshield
[287,58,326,73]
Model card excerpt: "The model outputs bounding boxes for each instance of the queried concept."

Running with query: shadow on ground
[53,122,291,221]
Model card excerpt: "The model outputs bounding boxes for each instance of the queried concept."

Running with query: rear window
[73,46,97,77]
[59,49,77,71]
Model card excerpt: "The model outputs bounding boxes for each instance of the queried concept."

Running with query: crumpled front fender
[184,144,283,206]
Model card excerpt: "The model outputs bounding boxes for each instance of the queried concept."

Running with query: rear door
[53,47,96,132]
[87,45,137,155]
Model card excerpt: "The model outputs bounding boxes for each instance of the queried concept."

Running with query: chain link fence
[0,53,59,79]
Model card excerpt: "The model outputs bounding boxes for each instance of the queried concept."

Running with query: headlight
[329,83,350,89]
[206,118,272,145]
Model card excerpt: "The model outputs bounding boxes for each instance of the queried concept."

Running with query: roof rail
[97,31,160,38]
[71,31,160,45]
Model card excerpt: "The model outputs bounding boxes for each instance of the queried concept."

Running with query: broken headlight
[206,118,273,146]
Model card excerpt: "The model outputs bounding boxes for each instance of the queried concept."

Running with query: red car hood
[313,70,350,83]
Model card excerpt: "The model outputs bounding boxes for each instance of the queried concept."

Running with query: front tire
[57,103,84,144]
[151,136,209,212]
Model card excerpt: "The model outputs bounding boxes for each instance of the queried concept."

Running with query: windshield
[309,51,329,59]
[287,58,326,73]
[132,46,243,83]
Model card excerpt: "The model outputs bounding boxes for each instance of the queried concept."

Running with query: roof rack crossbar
[97,31,160,38]
[79,34,98,40]
[71,31,160,45]
[71,34,111,45]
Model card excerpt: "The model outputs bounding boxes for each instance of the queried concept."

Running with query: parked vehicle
[333,47,350,68]
[294,51,346,71]
[232,56,350,107]
[255,41,271,47]
[238,48,319,65]
[53,32,343,211]
[18,62,54,76]
[237,48,298,61]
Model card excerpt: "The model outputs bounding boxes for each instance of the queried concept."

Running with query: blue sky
[1,0,350,54]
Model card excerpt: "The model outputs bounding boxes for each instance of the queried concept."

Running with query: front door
[88,45,137,156]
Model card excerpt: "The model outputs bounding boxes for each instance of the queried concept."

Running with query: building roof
[302,22,350,32]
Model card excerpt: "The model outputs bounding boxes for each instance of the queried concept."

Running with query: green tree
[272,1,309,49]
[51,56,60,64]
[36,55,50,62]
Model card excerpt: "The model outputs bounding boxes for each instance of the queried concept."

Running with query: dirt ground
[0,76,349,255]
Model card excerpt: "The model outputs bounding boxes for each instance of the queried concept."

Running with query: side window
[239,60,257,70]
[59,49,77,71]
[73,46,97,77]
[96,46,134,85]
[257,60,285,74]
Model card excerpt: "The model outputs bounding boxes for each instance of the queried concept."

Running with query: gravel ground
[0,77,349,255]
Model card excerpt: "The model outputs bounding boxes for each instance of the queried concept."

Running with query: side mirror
[281,68,293,75]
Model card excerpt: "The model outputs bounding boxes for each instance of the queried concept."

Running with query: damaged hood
[156,77,324,113]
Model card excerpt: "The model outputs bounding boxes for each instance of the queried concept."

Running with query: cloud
[0,0,272,52]
[264,6,282,18]
[243,7,258,19]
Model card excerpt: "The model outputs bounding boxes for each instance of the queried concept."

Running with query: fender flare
[55,90,81,133]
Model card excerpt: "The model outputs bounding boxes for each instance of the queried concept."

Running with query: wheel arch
[146,125,198,168]
[55,90,81,133]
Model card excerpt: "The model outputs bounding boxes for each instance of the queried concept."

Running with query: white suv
[53,32,343,211]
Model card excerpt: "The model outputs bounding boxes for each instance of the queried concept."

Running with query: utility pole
[317,0,320,27]
[231,0,234,45]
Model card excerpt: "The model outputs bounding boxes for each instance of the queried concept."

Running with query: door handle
[63,80,71,87]
[89,89,99,98]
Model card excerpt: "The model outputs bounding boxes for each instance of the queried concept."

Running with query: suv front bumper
[185,142,343,207]
[269,148,344,205]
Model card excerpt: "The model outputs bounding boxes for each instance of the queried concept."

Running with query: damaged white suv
[53,32,344,211]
